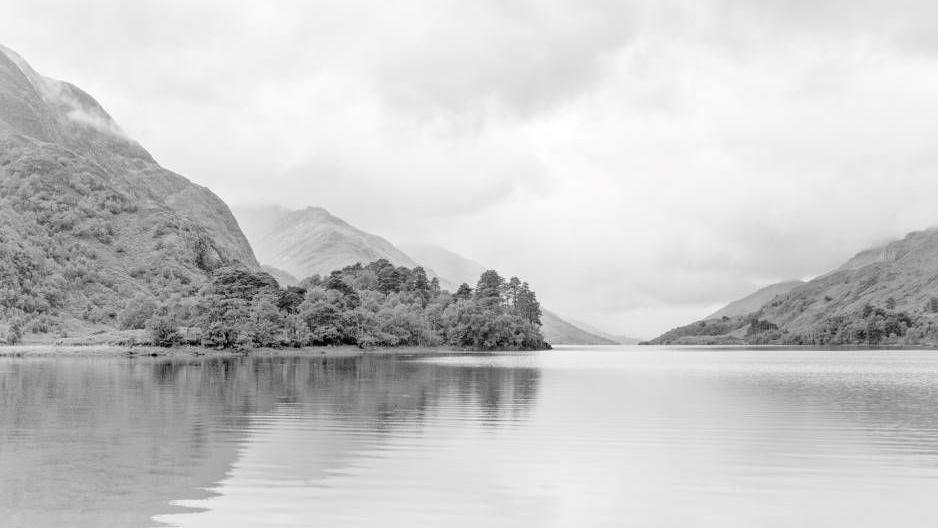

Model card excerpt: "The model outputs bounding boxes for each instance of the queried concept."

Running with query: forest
[119,259,549,351]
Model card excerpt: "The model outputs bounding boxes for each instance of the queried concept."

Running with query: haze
[5,0,938,337]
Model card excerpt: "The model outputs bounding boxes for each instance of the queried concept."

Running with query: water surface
[2,347,938,527]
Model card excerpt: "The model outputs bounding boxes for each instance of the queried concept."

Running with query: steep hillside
[235,206,420,280]
[0,45,257,338]
[650,229,938,345]
[706,280,805,319]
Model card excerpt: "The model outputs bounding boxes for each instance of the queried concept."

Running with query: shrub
[5,320,23,345]
[146,314,181,347]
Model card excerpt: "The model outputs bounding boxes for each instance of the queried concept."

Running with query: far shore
[0,344,477,359]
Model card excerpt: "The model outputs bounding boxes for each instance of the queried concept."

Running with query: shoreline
[0,344,474,359]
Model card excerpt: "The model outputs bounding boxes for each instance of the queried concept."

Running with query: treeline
[118,259,548,351]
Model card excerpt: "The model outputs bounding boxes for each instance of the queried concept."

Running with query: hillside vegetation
[0,45,256,341]
[650,229,938,346]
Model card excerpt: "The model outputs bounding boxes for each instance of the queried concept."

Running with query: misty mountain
[399,243,486,287]
[0,45,257,333]
[705,281,805,320]
[234,205,422,280]
[650,228,938,345]
[540,311,617,345]
[566,319,642,345]
[261,265,299,288]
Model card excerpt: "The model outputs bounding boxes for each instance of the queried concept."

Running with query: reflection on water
[3,348,938,527]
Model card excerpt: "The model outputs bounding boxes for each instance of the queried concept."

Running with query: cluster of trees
[781,304,916,345]
[122,259,548,351]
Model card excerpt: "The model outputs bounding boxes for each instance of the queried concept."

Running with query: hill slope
[235,206,421,280]
[650,229,938,345]
[706,281,805,319]
[399,243,486,287]
[0,45,257,337]
[540,310,617,345]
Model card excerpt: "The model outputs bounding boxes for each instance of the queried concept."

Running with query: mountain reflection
[0,354,540,528]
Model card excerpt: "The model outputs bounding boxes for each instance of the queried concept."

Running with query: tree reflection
[0,353,540,528]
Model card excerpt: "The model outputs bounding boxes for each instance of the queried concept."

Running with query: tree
[209,267,280,300]
[375,261,402,294]
[277,286,307,313]
[506,277,521,308]
[474,270,505,306]
[412,267,430,295]
[454,283,473,301]
[5,319,23,345]
[199,296,250,348]
[514,282,542,326]
[247,294,284,347]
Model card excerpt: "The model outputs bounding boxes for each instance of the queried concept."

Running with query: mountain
[399,243,486,287]
[567,319,642,345]
[649,228,938,345]
[0,45,257,335]
[261,265,299,288]
[234,206,421,280]
[540,310,617,345]
[705,280,805,320]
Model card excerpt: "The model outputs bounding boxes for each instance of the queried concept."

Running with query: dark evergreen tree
[474,270,505,306]
[454,283,473,301]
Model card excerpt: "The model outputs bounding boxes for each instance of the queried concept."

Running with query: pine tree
[474,270,505,306]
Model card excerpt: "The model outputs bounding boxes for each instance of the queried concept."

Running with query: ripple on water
[2,349,938,527]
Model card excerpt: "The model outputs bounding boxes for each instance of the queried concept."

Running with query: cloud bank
[5,0,938,336]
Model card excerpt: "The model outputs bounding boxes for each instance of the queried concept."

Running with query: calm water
[3,347,938,527]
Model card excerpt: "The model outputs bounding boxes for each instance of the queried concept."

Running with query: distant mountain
[649,228,938,345]
[706,280,805,320]
[400,243,486,288]
[0,44,257,334]
[567,319,642,345]
[234,206,421,280]
[540,310,617,345]
[234,204,293,247]
[261,265,299,288]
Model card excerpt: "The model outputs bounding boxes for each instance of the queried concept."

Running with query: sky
[4,0,938,338]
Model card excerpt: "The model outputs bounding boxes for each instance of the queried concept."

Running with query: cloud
[375,0,640,126]
[5,0,938,337]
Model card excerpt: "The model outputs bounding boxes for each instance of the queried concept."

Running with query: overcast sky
[5,0,938,337]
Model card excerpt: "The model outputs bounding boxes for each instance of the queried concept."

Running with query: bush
[146,314,181,347]
[5,320,23,345]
